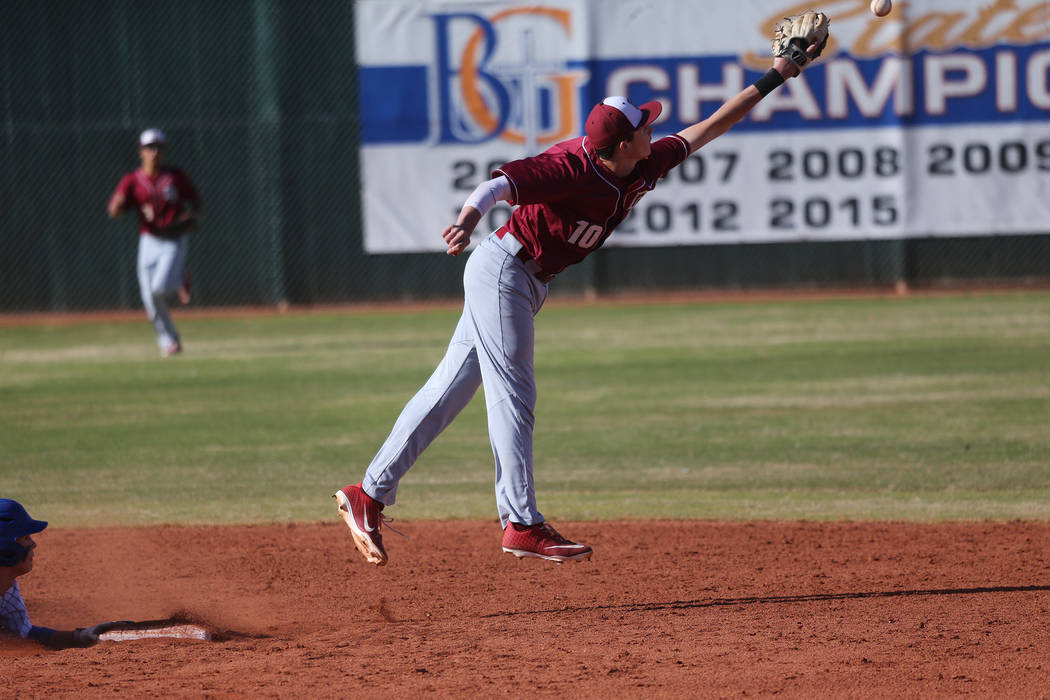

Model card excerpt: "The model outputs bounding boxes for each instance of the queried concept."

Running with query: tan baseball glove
[772,11,830,70]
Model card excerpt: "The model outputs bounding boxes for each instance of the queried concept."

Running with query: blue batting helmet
[0,499,48,567]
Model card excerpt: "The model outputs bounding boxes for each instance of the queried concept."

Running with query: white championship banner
[355,0,1050,253]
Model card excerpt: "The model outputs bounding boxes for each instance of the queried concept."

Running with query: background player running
[108,129,201,357]
[335,38,823,566]
[1,499,128,649]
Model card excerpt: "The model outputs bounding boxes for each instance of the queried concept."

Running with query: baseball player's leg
[463,235,548,529]
[166,235,189,295]
[136,237,156,321]
[136,235,173,350]
[174,235,191,306]
[339,277,484,565]
[362,309,483,506]
[147,235,185,352]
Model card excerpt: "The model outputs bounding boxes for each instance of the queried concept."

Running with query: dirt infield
[5,521,1050,698]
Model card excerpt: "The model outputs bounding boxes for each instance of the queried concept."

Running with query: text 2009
[927,139,1050,176]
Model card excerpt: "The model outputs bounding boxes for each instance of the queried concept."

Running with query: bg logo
[432,6,586,149]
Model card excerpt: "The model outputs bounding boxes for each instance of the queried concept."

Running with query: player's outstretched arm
[26,621,131,649]
[676,49,815,155]
[677,11,829,154]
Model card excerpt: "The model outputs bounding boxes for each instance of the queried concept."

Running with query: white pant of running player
[363,232,550,528]
[137,232,188,350]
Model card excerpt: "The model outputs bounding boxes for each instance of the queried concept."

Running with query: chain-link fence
[0,0,1047,313]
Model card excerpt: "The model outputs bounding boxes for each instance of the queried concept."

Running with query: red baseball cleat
[334,483,389,566]
[502,521,593,563]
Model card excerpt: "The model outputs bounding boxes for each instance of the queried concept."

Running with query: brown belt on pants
[514,247,556,283]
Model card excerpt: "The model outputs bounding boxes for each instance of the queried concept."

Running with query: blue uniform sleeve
[27,625,56,644]
[1,582,33,638]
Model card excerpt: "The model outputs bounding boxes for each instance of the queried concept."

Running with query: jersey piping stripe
[493,168,519,208]
[669,133,690,159]
[580,136,623,237]
[491,168,522,247]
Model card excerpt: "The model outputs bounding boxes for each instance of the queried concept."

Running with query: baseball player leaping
[336,15,829,566]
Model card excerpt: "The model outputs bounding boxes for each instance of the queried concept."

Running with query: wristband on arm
[753,69,786,97]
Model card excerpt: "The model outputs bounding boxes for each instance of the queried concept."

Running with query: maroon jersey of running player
[108,168,201,237]
[493,133,689,276]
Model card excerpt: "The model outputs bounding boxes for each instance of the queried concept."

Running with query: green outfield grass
[1,291,1048,526]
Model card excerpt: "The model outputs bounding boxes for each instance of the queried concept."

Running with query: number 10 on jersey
[567,220,603,249]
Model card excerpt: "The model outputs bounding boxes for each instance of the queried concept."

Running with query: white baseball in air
[870,0,892,17]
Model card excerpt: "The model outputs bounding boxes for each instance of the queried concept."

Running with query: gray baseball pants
[137,232,188,350]
[363,232,549,528]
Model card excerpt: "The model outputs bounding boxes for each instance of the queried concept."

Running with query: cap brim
[24,518,47,534]
[638,100,662,127]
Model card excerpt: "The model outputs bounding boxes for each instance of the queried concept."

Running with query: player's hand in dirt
[74,620,135,646]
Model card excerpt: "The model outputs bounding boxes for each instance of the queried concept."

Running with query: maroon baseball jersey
[109,168,200,236]
[493,134,689,275]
